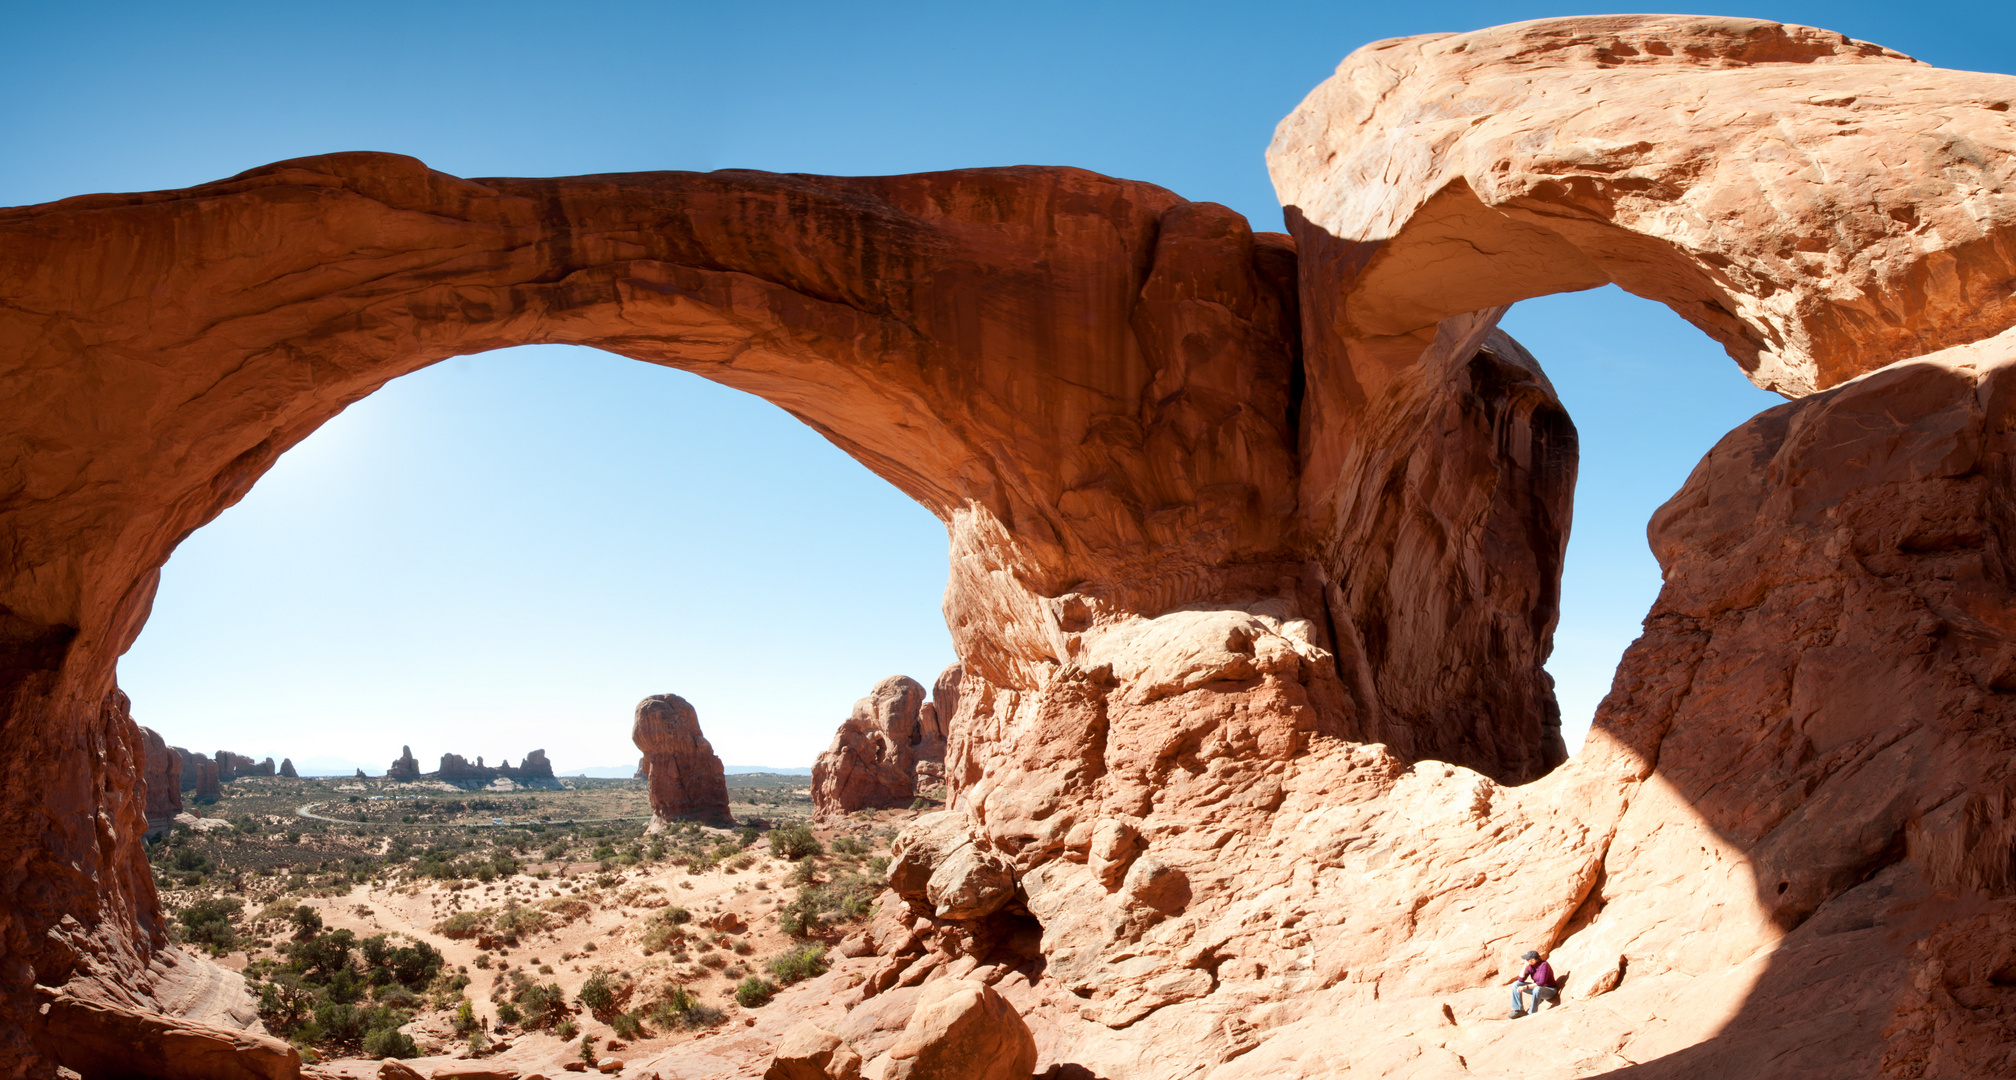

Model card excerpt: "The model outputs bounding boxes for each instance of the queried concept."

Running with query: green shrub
[768,826,823,861]
[578,970,620,1020]
[649,984,724,1030]
[494,903,548,937]
[610,1011,645,1039]
[176,897,242,951]
[433,911,487,939]
[638,921,683,954]
[578,1034,598,1062]
[511,977,569,1030]
[256,974,315,1035]
[361,1026,417,1059]
[495,1000,521,1026]
[288,905,322,938]
[287,929,357,981]
[555,1018,578,1040]
[766,945,828,986]
[734,977,777,1007]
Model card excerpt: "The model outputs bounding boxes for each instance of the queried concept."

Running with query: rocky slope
[3,13,2016,1078]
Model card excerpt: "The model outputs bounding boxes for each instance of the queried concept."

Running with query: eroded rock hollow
[4,13,2016,1079]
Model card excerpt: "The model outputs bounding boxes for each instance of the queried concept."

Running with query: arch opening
[117,343,959,778]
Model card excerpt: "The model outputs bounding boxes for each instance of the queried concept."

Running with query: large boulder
[887,812,1016,921]
[884,979,1036,1080]
[632,694,731,825]
[36,991,301,1080]
[763,1021,863,1080]
[811,675,930,817]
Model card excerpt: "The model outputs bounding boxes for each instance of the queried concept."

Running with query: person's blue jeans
[1512,983,1558,1013]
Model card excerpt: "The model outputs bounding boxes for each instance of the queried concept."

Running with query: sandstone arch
[6,13,2016,1079]
[1,152,1577,1072]
[1270,14,2016,398]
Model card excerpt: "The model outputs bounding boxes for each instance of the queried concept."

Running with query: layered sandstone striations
[5,14,2016,1078]
[811,672,960,818]
[633,695,731,826]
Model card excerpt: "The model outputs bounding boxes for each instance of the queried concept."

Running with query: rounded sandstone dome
[632,693,704,754]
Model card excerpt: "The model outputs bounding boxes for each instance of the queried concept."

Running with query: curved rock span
[3,13,2016,1078]
[633,694,732,826]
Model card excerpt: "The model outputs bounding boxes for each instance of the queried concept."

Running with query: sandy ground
[278,814,904,1079]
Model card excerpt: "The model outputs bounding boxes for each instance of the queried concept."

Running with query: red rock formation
[433,749,555,785]
[132,710,182,836]
[212,751,271,780]
[173,746,201,791]
[277,758,296,779]
[813,676,930,817]
[911,665,960,794]
[633,694,731,826]
[385,745,421,781]
[36,990,299,1080]
[7,15,2016,1077]
[192,758,222,803]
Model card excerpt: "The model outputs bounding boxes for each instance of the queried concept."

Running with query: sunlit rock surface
[3,13,2016,1077]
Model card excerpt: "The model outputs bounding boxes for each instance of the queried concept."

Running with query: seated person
[1507,949,1558,1017]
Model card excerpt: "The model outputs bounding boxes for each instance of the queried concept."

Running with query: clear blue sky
[6,2,2006,773]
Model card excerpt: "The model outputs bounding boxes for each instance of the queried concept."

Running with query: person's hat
[1521,950,1541,960]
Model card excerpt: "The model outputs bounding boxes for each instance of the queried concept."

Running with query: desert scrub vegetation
[735,975,778,1007]
[768,825,823,861]
[500,971,572,1030]
[429,900,550,945]
[647,984,723,1030]
[576,967,636,1022]
[778,868,878,936]
[636,905,693,954]
[243,926,444,1059]
[173,897,244,952]
[766,944,829,986]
